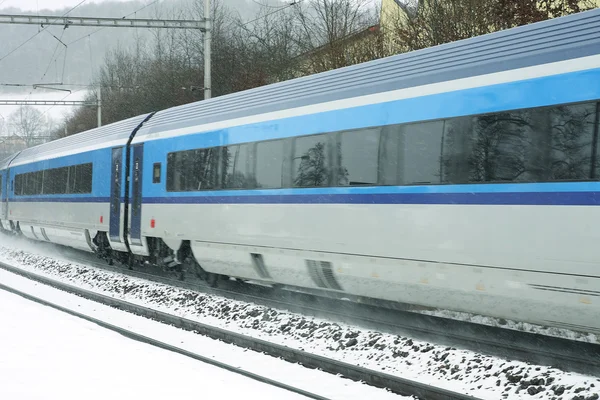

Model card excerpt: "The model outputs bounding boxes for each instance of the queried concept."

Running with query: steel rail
[62,251,600,377]
[0,260,480,400]
[0,281,331,400]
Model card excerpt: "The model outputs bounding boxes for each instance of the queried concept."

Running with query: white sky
[0,0,133,12]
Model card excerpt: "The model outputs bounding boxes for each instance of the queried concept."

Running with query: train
[1,9,600,334]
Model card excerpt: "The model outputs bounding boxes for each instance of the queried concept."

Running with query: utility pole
[204,0,211,100]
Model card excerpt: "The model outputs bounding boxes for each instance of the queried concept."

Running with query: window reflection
[339,128,379,185]
[166,100,600,192]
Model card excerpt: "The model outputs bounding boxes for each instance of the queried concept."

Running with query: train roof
[134,8,600,142]
[9,113,151,167]
[0,153,17,170]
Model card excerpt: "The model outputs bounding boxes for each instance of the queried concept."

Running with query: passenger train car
[2,9,600,334]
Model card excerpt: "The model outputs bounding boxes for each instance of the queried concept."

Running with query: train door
[129,143,144,246]
[109,147,123,244]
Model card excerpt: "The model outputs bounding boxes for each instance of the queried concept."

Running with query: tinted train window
[69,163,93,194]
[440,103,599,184]
[402,121,444,185]
[14,163,92,196]
[293,134,329,187]
[160,100,600,193]
[256,140,283,189]
[43,167,69,194]
[167,148,220,191]
[14,174,22,195]
[24,171,43,195]
[339,128,380,186]
[223,144,254,189]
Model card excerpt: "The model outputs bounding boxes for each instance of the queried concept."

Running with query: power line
[240,1,299,27]
[38,29,68,84]
[0,0,87,65]
[250,0,289,9]
[27,28,68,101]
[68,0,161,46]
[126,0,161,17]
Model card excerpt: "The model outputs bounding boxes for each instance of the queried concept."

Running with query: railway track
[55,248,600,377]
[0,260,480,400]
[0,281,331,400]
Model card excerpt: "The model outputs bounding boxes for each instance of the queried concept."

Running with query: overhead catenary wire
[0,0,87,65]
[26,27,68,100]
[240,1,299,27]
[67,0,161,46]
[250,0,290,10]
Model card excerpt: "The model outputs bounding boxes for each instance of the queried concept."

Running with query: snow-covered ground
[1,235,599,400]
[0,266,408,400]
[0,289,307,400]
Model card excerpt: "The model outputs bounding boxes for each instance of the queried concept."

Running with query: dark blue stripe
[8,192,600,205]
[143,192,600,206]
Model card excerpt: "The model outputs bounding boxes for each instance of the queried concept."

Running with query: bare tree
[293,0,379,73]
[389,0,598,53]
[9,106,53,147]
[234,4,300,84]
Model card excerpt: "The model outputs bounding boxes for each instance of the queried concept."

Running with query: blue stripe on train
[10,183,600,205]
[141,191,600,205]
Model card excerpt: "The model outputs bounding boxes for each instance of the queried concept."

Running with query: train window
[222,145,238,189]
[78,163,93,193]
[167,152,187,191]
[545,103,597,181]
[67,163,93,194]
[292,134,329,187]
[401,121,444,185]
[167,148,219,191]
[338,128,380,186]
[438,102,600,184]
[199,148,219,190]
[14,175,22,195]
[439,116,474,184]
[43,167,69,194]
[14,163,91,196]
[223,144,253,189]
[153,163,161,184]
[21,171,41,195]
[256,140,284,189]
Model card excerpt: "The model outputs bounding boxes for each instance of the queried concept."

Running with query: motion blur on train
[1,10,599,334]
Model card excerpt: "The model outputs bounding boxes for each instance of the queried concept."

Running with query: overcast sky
[0,0,135,12]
